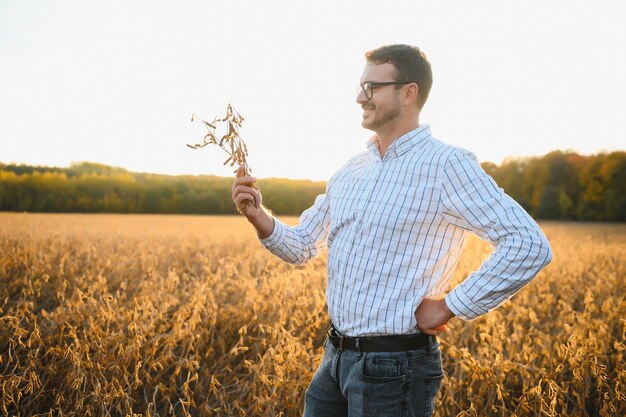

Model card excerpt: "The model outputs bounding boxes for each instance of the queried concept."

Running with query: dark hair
[365,44,432,109]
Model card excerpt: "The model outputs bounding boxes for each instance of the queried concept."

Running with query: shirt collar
[366,125,432,160]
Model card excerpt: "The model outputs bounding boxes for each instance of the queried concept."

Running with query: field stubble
[0,213,624,416]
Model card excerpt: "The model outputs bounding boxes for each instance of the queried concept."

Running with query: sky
[1,1,625,181]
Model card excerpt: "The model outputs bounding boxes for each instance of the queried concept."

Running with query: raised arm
[232,166,332,265]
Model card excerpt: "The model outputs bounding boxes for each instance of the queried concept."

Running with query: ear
[403,83,419,106]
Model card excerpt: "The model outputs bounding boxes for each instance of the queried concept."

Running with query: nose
[356,88,368,104]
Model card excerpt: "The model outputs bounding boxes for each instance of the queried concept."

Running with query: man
[231,44,552,417]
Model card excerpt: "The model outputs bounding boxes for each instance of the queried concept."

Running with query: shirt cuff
[259,217,284,249]
[445,287,489,322]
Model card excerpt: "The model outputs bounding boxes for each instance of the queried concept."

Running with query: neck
[375,116,420,158]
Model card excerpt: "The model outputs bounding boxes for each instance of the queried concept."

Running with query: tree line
[483,150,625,221]
[1,151,624,221]
[0,162,325,216]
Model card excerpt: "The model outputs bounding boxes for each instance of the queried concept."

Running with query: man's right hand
[232,166,275,239]
[232,166,262,220]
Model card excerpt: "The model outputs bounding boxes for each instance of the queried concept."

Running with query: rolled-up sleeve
[440,149,553,321]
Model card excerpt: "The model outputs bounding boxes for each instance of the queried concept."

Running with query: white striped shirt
[260,125,552,336]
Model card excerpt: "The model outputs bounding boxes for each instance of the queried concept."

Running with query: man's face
[357,63,402,132]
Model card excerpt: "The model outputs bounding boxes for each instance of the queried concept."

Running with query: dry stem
[187,104,257,208]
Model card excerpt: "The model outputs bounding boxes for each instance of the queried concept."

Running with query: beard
[361,100,401,131]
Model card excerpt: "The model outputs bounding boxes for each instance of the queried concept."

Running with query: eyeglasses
[357,81,414,100]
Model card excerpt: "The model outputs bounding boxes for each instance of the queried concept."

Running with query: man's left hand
[414,296,456,335]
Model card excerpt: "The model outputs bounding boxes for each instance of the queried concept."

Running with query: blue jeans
[303,337,444,417]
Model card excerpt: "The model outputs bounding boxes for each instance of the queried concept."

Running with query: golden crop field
[1,213,624,417]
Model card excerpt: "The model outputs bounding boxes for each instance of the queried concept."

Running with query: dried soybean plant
[187,103,258,208]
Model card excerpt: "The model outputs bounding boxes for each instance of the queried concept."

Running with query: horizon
[2,146,623,182]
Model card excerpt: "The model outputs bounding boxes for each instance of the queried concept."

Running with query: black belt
[327,323,436,352]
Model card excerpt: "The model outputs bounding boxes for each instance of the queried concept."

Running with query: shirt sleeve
[440,148,553,321]
[259,186,332,265]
